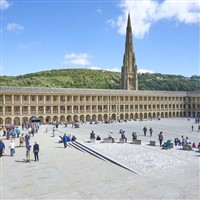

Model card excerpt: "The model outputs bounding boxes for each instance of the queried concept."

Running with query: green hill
[0,68,199,91]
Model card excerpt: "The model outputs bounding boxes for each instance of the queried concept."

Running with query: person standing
[158,132,164,147]
[19,134,24,147]
[149,127,153,137]
[9,140,15,156]
[26,142,31,162]
[52,127,56,137]
[25,133,30,146]
[33,142,39,162]
[3,126,6,136]
[0,139,5,157]
[63,134,68,148]
[143,126,147,136]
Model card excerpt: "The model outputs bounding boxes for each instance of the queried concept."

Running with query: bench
[90,138,95,143]
[103,138,113,143]
[149,141,156,146]
[132,139,141,145]
[119,138,126,143]
[182,144,192,151]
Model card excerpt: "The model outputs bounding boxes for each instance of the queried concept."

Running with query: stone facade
[0,86,200,125]
[121,13,138,90]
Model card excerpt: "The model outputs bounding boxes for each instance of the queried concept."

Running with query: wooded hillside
[0,69,199,91]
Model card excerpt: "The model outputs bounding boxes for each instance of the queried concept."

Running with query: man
[26,142,31,162]
[25,133,30,146]
[143,126,147,136]
[90,130,95,139]
[33,142,39,161]
[0,139,5,157]
[158,132,164,147]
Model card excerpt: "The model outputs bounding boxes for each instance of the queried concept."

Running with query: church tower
[121,13,138,90]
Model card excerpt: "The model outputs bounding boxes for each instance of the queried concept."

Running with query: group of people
[89,130,101,141]
[0,122,41,162]
[60,133,77,148]
[143,126,153,137]
[0,136,40,162]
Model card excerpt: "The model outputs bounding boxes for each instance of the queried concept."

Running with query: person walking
[158,131,164,147]
[9,140,15,156]
[26,142,31,162]
[33,142,39,162]
[63,134,68,148]
[0,139,5,157]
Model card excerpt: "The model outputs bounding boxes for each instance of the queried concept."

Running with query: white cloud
[7,23,24,32]
[89,66,101,70]
[109,0,200,38]
[96,8,102,15]
[0,0,10,10]
[64,53,91,66]
[138,68,154,74]
[106,19,116,27]
[18,44,29,50]
[105,67,121,72]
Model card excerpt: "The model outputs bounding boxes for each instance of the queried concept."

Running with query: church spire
[121,13,138,90]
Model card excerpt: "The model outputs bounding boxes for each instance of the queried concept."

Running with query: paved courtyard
[0,118,200,199]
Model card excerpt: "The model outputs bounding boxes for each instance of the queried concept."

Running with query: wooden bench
[103,138,113,143]
[149,141,156,146]
[132,139,141,145]
[90,138,95,143]
[119,138,126,143]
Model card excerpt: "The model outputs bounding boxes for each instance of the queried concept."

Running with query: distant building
[121,13,138,90]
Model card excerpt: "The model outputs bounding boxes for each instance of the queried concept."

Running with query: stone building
[0,14,199,125]
[0,87,199,125]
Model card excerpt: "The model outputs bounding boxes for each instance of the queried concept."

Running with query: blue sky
[0,0,199,77]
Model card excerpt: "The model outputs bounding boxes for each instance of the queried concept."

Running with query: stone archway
[103,114,108,121]
[14,117,20,126]
[92,114,96,121]
[53,116,58,122]
[46,116,51,123]
[73,115,78,121]
[5,117,12,125]
[0,118,3,125]
[86,115,91,122]
[66,115,72,122]
[125,113,129,120]
[80,115,85,122]
[120,113,124,120]
[148,113,152,118]
[60,115,65,123]
[22,117,28,124]
[98,114,102,121]
[39,116,44,124]
[111,114,116,120]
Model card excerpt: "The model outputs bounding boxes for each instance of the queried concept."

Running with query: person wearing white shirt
[9,140,15,156]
